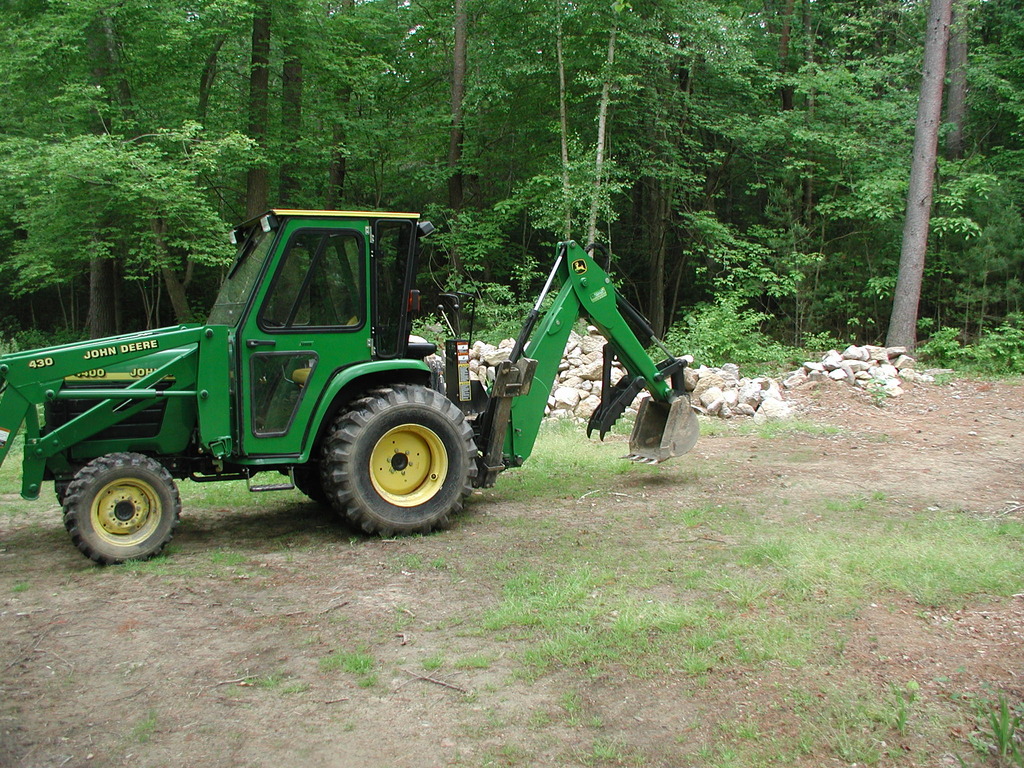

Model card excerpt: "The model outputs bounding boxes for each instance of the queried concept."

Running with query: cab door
[238,218,370,456]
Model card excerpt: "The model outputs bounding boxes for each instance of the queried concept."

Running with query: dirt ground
[1,377,1022,768]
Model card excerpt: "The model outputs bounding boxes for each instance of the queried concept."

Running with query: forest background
[1,0,1022,371]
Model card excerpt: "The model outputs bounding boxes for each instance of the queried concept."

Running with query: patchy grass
[2,398,1022,767]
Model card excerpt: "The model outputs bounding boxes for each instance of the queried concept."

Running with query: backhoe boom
[474,241,697,483]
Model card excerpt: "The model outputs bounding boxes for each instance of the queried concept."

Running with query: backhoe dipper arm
[502,241,688,468]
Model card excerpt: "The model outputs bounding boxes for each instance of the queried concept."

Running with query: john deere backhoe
[0,210,698,564]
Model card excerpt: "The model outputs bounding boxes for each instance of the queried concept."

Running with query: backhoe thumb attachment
[626,397,699,464]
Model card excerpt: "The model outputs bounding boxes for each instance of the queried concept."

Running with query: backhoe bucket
[626,397,699,464]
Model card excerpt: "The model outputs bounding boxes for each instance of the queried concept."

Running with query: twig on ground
[318,600,350,615]
[195,676,251,698]
[401,669,469,694]
[3,627,53,674]
[578,490,634,501]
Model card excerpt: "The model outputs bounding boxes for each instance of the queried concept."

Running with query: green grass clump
[319,649,376,687]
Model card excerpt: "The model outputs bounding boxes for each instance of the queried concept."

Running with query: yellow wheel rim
[90,478,162,548]
[369,424,448,507]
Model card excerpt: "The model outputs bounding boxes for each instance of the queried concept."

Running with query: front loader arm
[0,325,231,499]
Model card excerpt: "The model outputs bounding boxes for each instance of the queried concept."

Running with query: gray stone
[864,345,891,362]
[892,354,917,370]
[739,379,766,406]
[842,345,870,362]
[753,397,795,423]
[783,370,808,389]
[829,368,850,381]
[576,394,601,419]
[761,380,783,401]
[580,334,605,356]
[693,373,727,399]
[720,363,741,383]
[553,386,581,409]
[683,366,699,392]
[483,347,511,366]
[577,360,604,381]
[698,386,725,409]
[878,363,899,379]
[901,369,935,384]
[822,350,844,370]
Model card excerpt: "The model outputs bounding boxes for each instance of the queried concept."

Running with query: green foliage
[1,0,1023,349]
[664,297,794,369]
[918,316,1024,375]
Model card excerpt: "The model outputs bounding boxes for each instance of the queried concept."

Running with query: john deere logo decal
[571,259,588,275]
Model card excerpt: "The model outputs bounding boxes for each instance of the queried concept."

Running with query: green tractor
[0,209,698,564]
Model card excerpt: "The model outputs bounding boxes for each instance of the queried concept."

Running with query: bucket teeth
[623,453,661,464]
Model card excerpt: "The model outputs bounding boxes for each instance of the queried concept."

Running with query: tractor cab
[210,209,434,455]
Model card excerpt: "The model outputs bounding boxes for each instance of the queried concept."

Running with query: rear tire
[321,384,477,536]
[63,453,181,565]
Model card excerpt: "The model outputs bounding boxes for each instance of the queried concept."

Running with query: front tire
[321,385,477,536]
[62,453,181,564]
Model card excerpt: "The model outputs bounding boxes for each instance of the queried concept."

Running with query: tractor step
[247,468,296,493]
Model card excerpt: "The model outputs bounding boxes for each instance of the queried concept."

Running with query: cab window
[260,230,364,330]
[373,220,415,357]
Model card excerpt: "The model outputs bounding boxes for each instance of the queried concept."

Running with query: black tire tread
[62,452,181,565]
[320,384,477,536]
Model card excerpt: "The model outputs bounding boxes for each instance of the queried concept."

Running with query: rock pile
[465,327,797,423]
[686,364,796,423]
[782,345,936,398]
[461,335,942,424]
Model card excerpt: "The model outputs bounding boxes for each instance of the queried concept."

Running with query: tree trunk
[87,257,119,339]
[945,3,968,160]
[645,178,669,338]
[556,18,571,240]
[778,0,796,111]
[151,219,192,324]
[84,11,132,339]
[198,35,226,125]
[886,0,952,349]
[279,54,303,204]
[279,0,303,205]
[246,3,271,218]
[447,0,468,213]
[324,0,354,209]
[586,25,617,246]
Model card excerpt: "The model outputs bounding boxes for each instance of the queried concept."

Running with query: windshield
[208,229,275,326]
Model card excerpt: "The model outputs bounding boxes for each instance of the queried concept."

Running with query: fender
[296,359,430,463]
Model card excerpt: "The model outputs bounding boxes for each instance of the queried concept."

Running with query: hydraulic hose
[509,243,567,364]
